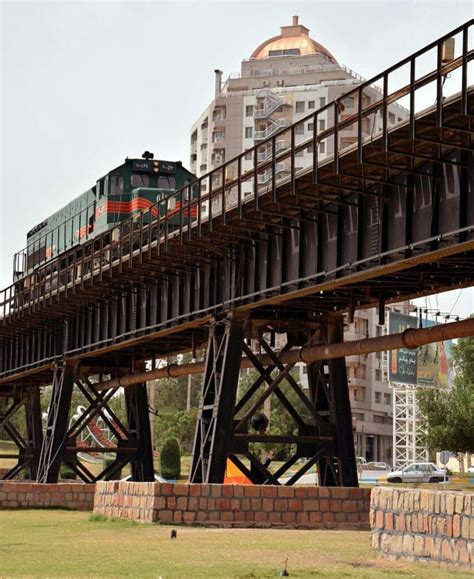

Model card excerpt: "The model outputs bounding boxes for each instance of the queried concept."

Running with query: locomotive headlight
[153,161,160,173]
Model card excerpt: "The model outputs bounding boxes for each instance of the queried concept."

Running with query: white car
[387,462,447,484]
[366,462,391,472]
[121,473,168,483]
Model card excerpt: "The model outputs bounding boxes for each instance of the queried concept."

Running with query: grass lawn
[0,510,471,577]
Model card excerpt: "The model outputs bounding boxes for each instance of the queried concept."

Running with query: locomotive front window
[158,175,176,189]
[109,175,124,195]
[97,178,105,197]
[131,174,150,188]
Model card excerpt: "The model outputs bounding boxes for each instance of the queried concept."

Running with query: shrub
[60,464,77,480]
[160,437,181,480]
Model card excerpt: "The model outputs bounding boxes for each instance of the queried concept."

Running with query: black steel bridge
[1,21,473,486]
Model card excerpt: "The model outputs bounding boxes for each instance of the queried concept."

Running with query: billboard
[417,319,454,388]
[389,313,418,384]
[388,313,454,387]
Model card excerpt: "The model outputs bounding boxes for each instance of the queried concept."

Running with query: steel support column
[307,361,338,486]
[37,363,75,483]
[326,318,359,486]
[24,388,43,480]
[189,314,247,484]
[124,383,155,482]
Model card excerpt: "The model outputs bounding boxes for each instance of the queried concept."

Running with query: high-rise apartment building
[189,17,410,465]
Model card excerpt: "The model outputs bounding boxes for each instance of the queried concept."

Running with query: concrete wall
[370,487,473,570]
[0,481,95,510]
[94,481,370,529]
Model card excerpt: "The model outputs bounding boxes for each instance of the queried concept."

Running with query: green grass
[0,510,471,577]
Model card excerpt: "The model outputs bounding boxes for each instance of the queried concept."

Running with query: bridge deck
[1,22,473,387]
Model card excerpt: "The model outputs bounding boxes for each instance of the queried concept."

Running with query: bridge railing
[0,20,472,323]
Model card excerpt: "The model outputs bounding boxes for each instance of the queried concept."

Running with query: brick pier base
[93,481,370,529]
[0,481,95,510]
[370,487,473,569]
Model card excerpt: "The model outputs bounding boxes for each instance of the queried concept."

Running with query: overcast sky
[1,0,472,317]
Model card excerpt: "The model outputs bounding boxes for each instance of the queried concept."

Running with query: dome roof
[250,16,337,63]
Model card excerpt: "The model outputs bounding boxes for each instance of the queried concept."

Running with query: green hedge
[160,437,181,480]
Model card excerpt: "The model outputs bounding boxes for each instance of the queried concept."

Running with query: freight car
[13,153,195,299]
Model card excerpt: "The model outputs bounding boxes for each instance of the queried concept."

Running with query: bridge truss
[0,21,473,484]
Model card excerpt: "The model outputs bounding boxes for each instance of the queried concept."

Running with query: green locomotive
[14,153,195,280]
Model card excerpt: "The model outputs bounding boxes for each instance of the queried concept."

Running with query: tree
[417,331,474,454]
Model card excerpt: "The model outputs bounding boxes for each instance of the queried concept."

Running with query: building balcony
[254,119,288,140]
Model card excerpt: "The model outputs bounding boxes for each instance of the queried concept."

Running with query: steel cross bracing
[4,362,155,484]
[0,22,473,484]
[190,315,358,486]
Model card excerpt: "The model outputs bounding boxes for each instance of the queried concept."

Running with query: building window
[269,48,300,57]
[353,387,366,402]
[384,393,392,405]
[245,127,253,139]
[307,122,314,132]
[342,96,355,108]
[213,107,226,121]
[375,369,382,382]
[308,100,315,109]
[244,150,253,160]
[375,391,382,404]
[355,317,369,336]
[295,101,305,114]
[318,119,326,132]
[353,412,365,422]
[246,105,254,117]
[319,141,326,154]
[373,415,386,424]
[295,124,304,136]
[319,97,326,108]
[213,130,225,143]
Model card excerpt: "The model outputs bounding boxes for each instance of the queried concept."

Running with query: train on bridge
[13,153,195,299]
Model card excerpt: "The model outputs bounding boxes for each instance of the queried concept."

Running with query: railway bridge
[1,21,473,486]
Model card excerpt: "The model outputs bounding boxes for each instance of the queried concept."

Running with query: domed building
[190,16,406,178]
[249,16,337,62]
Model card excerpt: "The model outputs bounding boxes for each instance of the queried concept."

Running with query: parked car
[387,462,447,484]
[121,473,168,483]
[365,462,391,471]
